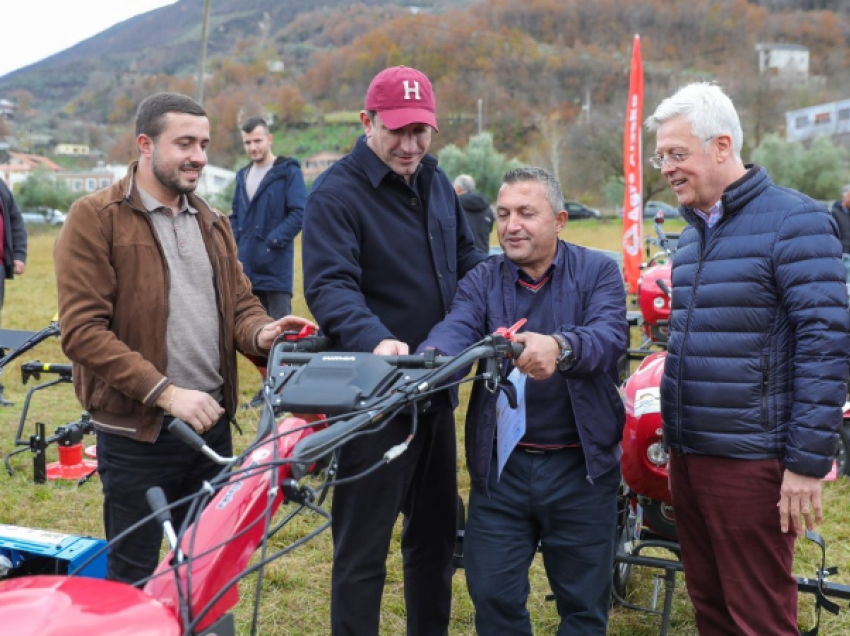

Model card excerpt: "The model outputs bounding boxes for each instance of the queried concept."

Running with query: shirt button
[411,198,418,206]
[179,241,186,248]
[438,273,443,279]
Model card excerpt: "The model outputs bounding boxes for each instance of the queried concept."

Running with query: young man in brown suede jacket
[54,92,313,584]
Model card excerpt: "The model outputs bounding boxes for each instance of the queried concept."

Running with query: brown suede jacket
[54,163,270,442]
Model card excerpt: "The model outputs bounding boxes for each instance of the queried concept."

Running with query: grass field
[1,220,848,635]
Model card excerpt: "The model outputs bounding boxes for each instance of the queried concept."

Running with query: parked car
[643,200,680,219]
[564,200,601,220]
[21,207,66,226]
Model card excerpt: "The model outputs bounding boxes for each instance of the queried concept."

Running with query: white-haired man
[646,82,850,635]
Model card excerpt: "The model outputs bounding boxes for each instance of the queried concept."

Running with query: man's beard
[152,153,202,195]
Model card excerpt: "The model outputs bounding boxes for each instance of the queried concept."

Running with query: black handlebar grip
[168,419,206,452]
[510,342,525,359]
[279,335,333,353]
[146,486,173,525]
[292,411,375,464]
[655,279,672,299]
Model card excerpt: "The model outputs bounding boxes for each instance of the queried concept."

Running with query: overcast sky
[0,1,176,78]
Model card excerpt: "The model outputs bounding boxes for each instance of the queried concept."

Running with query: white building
[197,164,235,198]
[786,99,850,145]
[755,43,809,89]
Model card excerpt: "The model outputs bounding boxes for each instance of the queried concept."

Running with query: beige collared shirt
[138,188,222,400]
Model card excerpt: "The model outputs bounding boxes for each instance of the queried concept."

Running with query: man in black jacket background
[454,174,494,253]
[0,180,27,406]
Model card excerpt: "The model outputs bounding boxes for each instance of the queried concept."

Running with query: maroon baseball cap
[365,66,438,132]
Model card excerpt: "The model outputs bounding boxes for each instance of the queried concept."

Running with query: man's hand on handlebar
[157,387,224,434]
[374,339,409,355]
[257,316,317,351]
[512,332,558,380]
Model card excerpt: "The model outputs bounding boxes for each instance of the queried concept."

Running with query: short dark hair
[241,116,269,134]
[135,92,207,140]
[502,167,564,217]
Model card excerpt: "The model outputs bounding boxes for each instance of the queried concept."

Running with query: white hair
[645,82,743,161]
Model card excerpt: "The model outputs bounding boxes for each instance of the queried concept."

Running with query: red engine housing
[622,351,671,505]
[637,262,672,344]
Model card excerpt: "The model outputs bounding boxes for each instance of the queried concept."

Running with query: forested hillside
[2,0,850,199]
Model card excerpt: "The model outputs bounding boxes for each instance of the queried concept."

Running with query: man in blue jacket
[231,116,306,320]
[646,82,850,635]
[302,66,485,636]
[421,167,627,635]
[231,117,306,407]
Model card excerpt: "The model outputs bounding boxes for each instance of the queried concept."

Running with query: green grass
[1,221,848,635]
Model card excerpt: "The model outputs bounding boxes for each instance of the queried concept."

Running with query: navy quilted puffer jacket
[660,166,850,478]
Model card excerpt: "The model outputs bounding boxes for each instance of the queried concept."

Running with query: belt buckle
[520,446,547,455]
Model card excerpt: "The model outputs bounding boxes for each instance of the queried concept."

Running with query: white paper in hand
[496,368,527,480]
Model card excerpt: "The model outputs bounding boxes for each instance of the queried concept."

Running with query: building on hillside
[0,151,63,188]
[0,99,14,120]
[786,99,850,147]
[302,151,344,184]
[54,143,92,156]
[60,169,116,194]
[755,42,810,89]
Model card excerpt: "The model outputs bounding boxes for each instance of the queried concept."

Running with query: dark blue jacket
[661,166,850,478]
[303,136,485,358]
[230,156,306,294]
[0,180,26,279]
[421,241,628,491]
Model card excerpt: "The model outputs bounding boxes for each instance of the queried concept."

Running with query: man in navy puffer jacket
[646,82,850,635]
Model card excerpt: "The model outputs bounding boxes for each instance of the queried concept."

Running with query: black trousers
[330,408,457,636]
[253,290,292,321]
[96,414,232,585]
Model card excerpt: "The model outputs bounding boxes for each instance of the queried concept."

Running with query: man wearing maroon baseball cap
[364,65,439,132]
[344,65,442,185]
[302,65,486,635]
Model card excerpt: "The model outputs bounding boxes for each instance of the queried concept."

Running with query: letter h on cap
[403,80,421,101]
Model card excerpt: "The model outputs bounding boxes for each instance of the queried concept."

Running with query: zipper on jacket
[549,292,594,483]
[761,354,769,425]
[675,237,705,450]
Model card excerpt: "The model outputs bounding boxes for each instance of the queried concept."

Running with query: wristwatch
[551,333,574,371]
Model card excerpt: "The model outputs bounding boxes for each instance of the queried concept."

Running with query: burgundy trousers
[669,451,799,636]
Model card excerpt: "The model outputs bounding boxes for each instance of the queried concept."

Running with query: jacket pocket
[438,216,458,272]
[246,234,279,276]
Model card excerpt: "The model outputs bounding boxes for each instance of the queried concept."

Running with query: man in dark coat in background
[0,179,27,405]
[454,174,494,252]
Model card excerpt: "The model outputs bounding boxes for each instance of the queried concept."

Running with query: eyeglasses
[648,150,692,170]
[649,136,717,170]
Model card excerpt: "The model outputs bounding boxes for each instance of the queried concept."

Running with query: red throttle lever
[493,318,527,341]
[493,318,527,360]
[282,325,316,341]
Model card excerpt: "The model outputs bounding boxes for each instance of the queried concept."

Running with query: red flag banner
[622,34,644,295]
